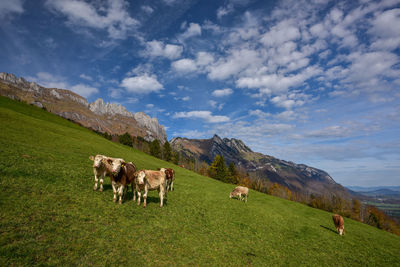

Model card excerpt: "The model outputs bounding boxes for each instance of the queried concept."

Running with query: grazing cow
[134,168,167,207]
[158,168,175,191]
[229,186,249,202]
[89,154,114,192]
[107,158,137,204]
[332,214,345,235]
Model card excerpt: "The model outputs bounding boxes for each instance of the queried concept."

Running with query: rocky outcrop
[0,72,167,143]
[171,134,349,197]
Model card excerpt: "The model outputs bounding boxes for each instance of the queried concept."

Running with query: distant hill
[0,72,167,143]
[347,186,400,193]
[171,134,350,198]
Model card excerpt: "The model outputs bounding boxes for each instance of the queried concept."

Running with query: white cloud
[70,84,99,98]
[146,103,154,109]
[209,100,224,110]
[121,74,163,94]
[212,88,233,97]
[260,19,300,47]
[173,110,229,123]
[143,40,183,60]
[79,73,93,81]
[217,4,234,19]
[141,5,154,14]
[179,22,202,41]
[171,58,197,73]
[249,109,271,118]
[0,0,23,17]
[46,0,139,39]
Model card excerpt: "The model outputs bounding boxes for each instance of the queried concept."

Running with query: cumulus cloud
[212,88,233,97]
[143,40,183,60]
[217,4,234,19]
[179,22,201,41]
[46,0,139,39]
[0,0,24,17]
[79,73,93,81]
[171,58,197,73]
[173,110,229,123]
[121,74,163,94]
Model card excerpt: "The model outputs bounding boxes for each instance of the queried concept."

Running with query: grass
[0,96,399,266]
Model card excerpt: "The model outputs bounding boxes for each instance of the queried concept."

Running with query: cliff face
[0,72,167,143]
[171,134,349,198]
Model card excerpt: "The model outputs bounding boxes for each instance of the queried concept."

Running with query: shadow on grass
[123,190,167,206]
[320,225,337,234]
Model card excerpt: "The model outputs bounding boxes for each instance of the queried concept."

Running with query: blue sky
[1,0,399,187]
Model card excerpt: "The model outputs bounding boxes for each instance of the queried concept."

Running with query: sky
[0,0,399,187]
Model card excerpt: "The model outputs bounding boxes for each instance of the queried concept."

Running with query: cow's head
[90,155,105,168]
[108,158,125,175]
[136,170,146,185]
[229,192,234,199]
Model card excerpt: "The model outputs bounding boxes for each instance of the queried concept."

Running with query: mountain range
[0,73,167,143]
[171,135,350,198]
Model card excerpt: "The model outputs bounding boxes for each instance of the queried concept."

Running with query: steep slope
[1,96,399,266]
[0,72,166,143]
[171,135,349,198]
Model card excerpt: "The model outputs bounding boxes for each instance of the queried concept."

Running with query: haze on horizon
[0,0,399,187]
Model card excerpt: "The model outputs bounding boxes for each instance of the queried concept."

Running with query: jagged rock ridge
[0,72,167,143]
[171,134,349,197]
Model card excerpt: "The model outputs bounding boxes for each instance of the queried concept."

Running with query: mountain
[347,186,400,193]
[171,134,350,198]
[0,72,167,143]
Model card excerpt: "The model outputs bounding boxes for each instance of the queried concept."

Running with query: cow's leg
[99,173,105,192]
[143,186,148,208]
[93,173,99,191]
[245,194,248,202]
[118,184,124,204]
[171,181,174,191]
[136,186,141,205]
[132,183,136,201]
[112,181,117,202]
[159,188,164,207]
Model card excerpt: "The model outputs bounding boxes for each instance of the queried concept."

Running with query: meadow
[0,96,399,266]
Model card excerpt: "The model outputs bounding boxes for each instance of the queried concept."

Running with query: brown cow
[134,168,167,207]
[332,214,345,235]
[108,158,137,204]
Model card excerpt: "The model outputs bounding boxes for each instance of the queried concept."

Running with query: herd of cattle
[89,154,345,235]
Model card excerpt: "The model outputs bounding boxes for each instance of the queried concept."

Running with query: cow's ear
[107,159,113,164]
[89,156,94,161]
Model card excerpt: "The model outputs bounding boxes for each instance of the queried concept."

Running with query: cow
[332,214,345,235]
[89,154,114,192]
[158,168,175,191]
[229,186,249,202]
[107,158,137,204]
[134,168,167,207]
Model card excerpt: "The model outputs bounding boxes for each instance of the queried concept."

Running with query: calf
[229,186,249,202]
[134,168,167,207]
[108,158,137,204]
[332,214,345,235]
[89,154,114,192]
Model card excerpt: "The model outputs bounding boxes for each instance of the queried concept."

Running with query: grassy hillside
[0,96,399,266]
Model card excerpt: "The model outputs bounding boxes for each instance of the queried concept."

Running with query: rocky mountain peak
[89,98,133,118]
[134,112,167,143]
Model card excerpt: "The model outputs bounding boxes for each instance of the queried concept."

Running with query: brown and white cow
[332,214,345,235]
[158,168,175,191]
[134,168,167,207]
[107,158,137,204]
[89,154,114,192]
[229,186,249,202]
